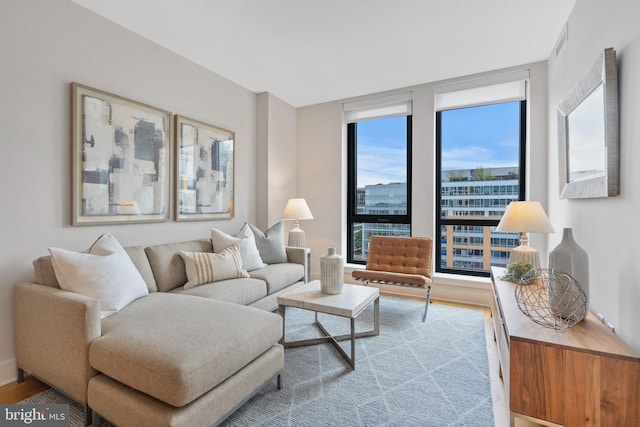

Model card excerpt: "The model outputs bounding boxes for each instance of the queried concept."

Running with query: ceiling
[71,0,576,107]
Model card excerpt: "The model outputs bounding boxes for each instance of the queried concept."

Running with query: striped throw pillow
[180,245,249,289]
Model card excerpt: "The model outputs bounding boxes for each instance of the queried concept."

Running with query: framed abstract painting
[71,83,172,225]
[175,115,234,221]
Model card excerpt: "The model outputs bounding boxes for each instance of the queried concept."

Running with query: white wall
[297,61,550,301]
[256,92,297,230]
[547,0,640,353]
[296,101,344,268]
[0,0,261,385]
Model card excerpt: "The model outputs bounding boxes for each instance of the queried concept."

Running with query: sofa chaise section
[88,293,284,427]
[88,345,283,427]
[89,293,282,407]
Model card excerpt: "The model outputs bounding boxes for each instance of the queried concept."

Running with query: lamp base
[508,245,540,270]
[288,227,306,247]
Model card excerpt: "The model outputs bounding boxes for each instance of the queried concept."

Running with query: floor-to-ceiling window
[435,80,527,276]
[345,95,412,264]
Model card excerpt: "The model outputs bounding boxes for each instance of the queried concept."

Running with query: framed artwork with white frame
[71,83,172,225]
[175,115,234,221]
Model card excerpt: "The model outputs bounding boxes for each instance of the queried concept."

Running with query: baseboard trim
[0,358,17,387]
[361,281,491,307]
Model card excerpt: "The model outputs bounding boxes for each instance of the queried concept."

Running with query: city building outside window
[436,90,526,277]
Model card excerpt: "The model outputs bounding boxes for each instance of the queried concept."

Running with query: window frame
[346,115,413,264]
[435,100,526,277]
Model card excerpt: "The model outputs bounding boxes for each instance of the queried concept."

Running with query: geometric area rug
[19,297,494,427]
[222,296,494,427]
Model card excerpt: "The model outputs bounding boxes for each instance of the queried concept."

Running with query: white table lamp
[282,198,313,247]
[495,201,554,270]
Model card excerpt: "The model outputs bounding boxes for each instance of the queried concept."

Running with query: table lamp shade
[496,201,554,269]
[495,201,555,234]
[282,198,313,247]
[282,198,313,221]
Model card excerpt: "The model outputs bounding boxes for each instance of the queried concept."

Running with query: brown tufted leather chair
[352,236,433,322]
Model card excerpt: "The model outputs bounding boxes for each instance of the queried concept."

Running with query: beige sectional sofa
[13,236,309,427]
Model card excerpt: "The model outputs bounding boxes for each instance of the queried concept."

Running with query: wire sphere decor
[515,268,588,330]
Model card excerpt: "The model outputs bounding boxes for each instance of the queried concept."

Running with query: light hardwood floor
[0,296,520,426]
[0,374,49,404]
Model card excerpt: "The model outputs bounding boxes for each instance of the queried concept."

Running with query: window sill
[346,264,491,290]
[433,272,491,290]
[343,264,491,306]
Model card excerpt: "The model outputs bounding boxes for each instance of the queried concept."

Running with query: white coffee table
[277,280,379,369]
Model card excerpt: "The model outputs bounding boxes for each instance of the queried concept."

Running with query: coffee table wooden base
[279,297,379,369]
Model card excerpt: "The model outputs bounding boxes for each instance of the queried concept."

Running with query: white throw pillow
[180,245,250,289]
[211,224,266,271]
[48,233,149,318]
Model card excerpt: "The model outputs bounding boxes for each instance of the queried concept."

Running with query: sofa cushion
[249,263,305,294]
[170,277,267,306]
[124,246,158,293]
[87,345,283,427]
[211,225,266,271]
[180,246,249,289]
[48,233,149,318]
[32,245,157,292]
[89,293,282,407]
[248,222,288,264]
[32,255,60,288]
[145,239,212,292]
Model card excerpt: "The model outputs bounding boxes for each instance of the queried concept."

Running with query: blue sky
[356,116,407,187]
[356,102,520,186]
[440,101,520,171]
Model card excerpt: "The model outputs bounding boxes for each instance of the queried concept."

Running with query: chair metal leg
[86,406,94,427]
[422,286,432,322]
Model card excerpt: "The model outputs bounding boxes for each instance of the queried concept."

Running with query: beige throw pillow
[181,245,249,289]
[48,233,149,319]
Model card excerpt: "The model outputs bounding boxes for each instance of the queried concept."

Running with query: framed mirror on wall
[557,47,619,199]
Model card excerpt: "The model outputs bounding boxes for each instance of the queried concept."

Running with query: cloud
[357,144,406,186]
[442,146,491,166]
[442,143,519,170]
[353,135,519,185]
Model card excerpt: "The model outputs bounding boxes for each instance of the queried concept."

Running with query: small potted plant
[502,261,534,284]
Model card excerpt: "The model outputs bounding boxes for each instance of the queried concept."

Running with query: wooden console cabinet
[490,267,640,426]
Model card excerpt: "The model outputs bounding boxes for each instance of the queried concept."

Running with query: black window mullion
[435,111,445,274]
[519,100,527,201]
[346,122,357,262]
